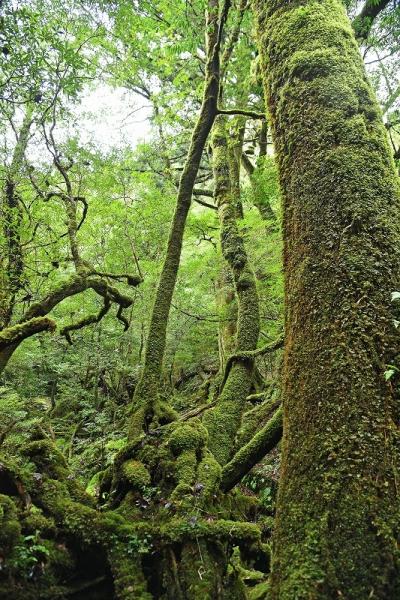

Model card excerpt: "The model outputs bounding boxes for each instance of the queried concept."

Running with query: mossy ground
[0,404,276,600]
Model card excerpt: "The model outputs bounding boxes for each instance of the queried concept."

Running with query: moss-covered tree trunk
[254,0,400,597]
[215,119,247,372]
[206,117,261,465]
[216,265,237,371]
[0,107,33,330]
[129,0,226,436]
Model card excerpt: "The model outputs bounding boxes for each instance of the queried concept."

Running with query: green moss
[168,420,208,455]
[22,508,56,536]
[22,439,67,479]
[197,450,222,501]
[121,460,151,490]
[108,546,152,600]
[0,494,21,553]
[43,539,75,575]
[248,580,270,600]
[153,399,178,425]
[86,470,102,496]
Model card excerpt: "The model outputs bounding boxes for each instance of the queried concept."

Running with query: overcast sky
[72,84,152,151]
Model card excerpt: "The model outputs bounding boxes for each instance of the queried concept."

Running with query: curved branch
[60,297,111,344]
[221,335,284,390]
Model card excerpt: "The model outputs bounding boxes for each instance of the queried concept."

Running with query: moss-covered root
[255,0,400,598]
[108,549,152,600]
[179,540,229,600]
[205,117,261,465]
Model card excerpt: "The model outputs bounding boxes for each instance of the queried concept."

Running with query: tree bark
[255,0,400,597]
[1,107,33,328]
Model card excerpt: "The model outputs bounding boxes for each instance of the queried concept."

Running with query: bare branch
[217,108,265,120]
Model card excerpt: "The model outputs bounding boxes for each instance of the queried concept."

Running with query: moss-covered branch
[221,335,284,390]
[220,407,282,492]
[0,271,140,374]
[60,297,111,344]
[0,317,56,350]
[217,108,265,119]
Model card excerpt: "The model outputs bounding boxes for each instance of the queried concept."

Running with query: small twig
[179,400,217,421]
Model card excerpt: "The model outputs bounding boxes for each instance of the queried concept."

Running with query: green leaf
[384,369,395,381]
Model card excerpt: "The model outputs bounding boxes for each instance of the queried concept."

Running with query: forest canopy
[0,0,399,598]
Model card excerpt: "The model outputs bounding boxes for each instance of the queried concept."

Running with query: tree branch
[0,317,56,350]
[352,0,392,41]
[193,197,218,210]
[193,188,214,198]
[220,407,283,492]
[217,108,265,120]
[60,297,111,344]
[221,336,284,390]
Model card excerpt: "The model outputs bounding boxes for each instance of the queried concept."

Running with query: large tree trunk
[255,0,400,598]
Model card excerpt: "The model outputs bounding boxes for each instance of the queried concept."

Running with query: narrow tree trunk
[1,107,33,328]
[206,117,260,465]
[255,0,400,597]
[216,265,237,371]
[129,0,227,436]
